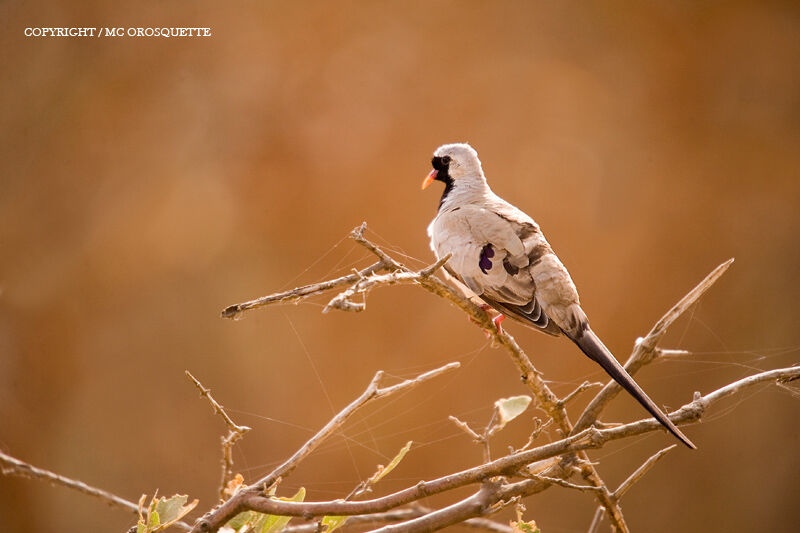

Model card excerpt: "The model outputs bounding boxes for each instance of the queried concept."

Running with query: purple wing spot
[479,244,495,274]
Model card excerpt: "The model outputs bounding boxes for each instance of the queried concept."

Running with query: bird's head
[421,143,486,191]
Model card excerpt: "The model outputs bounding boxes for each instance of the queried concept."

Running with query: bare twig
[322,255,450,314]
[0,451,192,532]
[519,473,605,494]
[449,416,483,442]
[221,261,386,319]
[186,371,252,501]
[260,362,459,490]
[655,348,692,358]
[350,222,406,270]
[614,445,676,499]
[587,506,605,533]
[449,411,504,464]
[573,258,735,433]
[557,381,604,408]
[191,362,460,533]
[513,418,552,453]
[588,444,676,531]
[0,451,139,514]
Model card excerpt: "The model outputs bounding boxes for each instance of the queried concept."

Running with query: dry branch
[217,224,740,533]
[190,364,799,533]
[221,260,386,319]
[588,445,677,533]
[202,223,790,532]
[191,362,460,532]
[614,445,676,500]
[186,371,252,502]
[0,451,192,532]
[281,507,511,533]
[573,258,735,434]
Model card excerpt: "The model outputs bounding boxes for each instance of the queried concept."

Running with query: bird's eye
[441,155,451,165]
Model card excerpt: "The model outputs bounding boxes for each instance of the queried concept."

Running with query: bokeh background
[2,2,799,532]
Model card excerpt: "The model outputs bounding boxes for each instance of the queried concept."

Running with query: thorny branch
[347,225,632,530]
[200,364,798,529]
[342,225,629,531]
[224,223,630,529]
[199,223,798,533]
[186,371,252,502]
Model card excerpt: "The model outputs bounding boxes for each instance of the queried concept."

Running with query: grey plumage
[423,142,696,449]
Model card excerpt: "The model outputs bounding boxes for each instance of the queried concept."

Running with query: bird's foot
[492,313,505,333]
[469,304,505,337]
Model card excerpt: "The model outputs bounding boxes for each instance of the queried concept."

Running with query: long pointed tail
[569,327,696,449]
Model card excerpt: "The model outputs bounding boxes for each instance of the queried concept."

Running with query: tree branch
[281,507,511,533]
[614,445,676,500]
[340,227,630,531]
[186,371,252,502]
[573,258,735,433]
[220,261,386,319]
[0,451,192,532]
[208,225,776,533]
[217,223,689,533]
[588,445,676,532]
[191,362,460,532]
[190,363,798,531]
[322,254,450,314]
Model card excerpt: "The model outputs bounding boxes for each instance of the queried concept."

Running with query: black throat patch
[431,156,454,210]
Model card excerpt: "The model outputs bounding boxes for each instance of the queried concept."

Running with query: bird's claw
[492,313,505,332]
[468,304,505,337]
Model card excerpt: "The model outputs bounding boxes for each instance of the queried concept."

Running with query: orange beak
[421,169,438,190]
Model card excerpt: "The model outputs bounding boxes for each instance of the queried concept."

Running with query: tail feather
[570,327,696,449]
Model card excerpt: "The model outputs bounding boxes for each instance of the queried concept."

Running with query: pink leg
[473,304,505,336]
[492,313,506,333]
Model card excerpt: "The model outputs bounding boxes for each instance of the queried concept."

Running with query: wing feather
[429,204,564,336]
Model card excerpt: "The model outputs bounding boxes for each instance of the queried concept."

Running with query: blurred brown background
[2,2,799,532]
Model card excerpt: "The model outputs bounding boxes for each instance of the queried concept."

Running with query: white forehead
[433,143,479,162]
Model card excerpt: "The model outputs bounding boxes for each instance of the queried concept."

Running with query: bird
[421,142,696,449]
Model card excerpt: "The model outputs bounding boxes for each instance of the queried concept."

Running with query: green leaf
[226,510,261,530]
[320,515,348,532]
[495,395,532,429]
[372,440,412,483]
[133,494,199,532]
[154,494,198,527]
[510,519,540,533]
[257,487,306,533]
[321,442,413,532]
